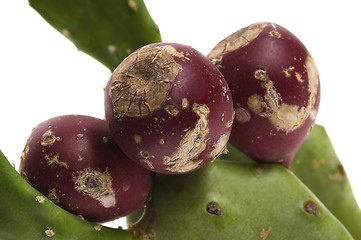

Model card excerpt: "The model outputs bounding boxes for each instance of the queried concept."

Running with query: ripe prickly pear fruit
[105,42,234,174]
[127,160,352,240]
[208,22,321,166]
[19,115,152,223]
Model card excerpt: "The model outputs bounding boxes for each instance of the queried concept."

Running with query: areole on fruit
[207,22,267,65]
[73,168,116,208]
[109,46,181,118]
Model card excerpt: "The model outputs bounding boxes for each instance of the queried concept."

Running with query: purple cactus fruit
[208,22,321,166]
[19,115,152,223]
[104,42,234,174]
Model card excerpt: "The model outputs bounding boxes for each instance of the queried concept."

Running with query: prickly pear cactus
[29,0,161,71]
[127,160,353,240]
[291,125,361,239]
[0,150,139,240]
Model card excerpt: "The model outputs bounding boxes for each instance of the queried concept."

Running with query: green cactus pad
[0,150,138,240]
[290,124,361,239]
[29,0,162,71]
[127,160,352,240]
[218,142,254,163]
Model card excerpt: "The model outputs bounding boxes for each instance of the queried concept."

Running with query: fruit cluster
[1,2,360,239]
[19,21,323,226]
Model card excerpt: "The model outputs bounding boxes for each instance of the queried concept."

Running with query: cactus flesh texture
[127,159,353,240]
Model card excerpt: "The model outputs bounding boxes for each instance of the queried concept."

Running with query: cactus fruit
[291,125,361,239]
[0,150,139,240]
[29,0,162,71]
[104,42,234,174]
[208,22,321,167]
[127,159,353,239]
[19,115,152,223]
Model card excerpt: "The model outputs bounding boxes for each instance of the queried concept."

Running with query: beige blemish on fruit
[48,188,60,204]
[207,22,267,64]
[260,226,272,240]
[247,59,319,134]
[282,66,295,78]
[163,103,210,173]
[208,133,230,158]
[263,80,280,112]
[77,133,84,139]
[134,134,142,144]
[226,112,235,128]
[295,72,304,83]
[247,94,266,116]
[46,154,69,169]
[254,69,268,81]
[45,229,55,238]
[268,104,306,133]
[109,46,181,118]
[102,136,109,143]
[182,98,189,109]
[269,30,281,38]
[142,159,155,170]
[305,54,320,120]
[20,137,31,163]
[235,107,251,123]
[41,130,60,147]
[74,168,116,208]
[165,104,179,116]
[140,150,150,159]
[154,45,188,60]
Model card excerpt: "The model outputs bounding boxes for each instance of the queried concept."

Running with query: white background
[1,0,360,228]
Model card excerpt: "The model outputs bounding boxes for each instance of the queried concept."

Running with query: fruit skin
[29,0,162,71]
[291,125,361,239]
[105,42,234,174]
[19,115,152,223]
[0,149,139,240]
[127,159,352,240]
[208,22,320,166]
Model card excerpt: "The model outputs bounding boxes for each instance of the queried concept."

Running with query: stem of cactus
[0,150,138,240]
